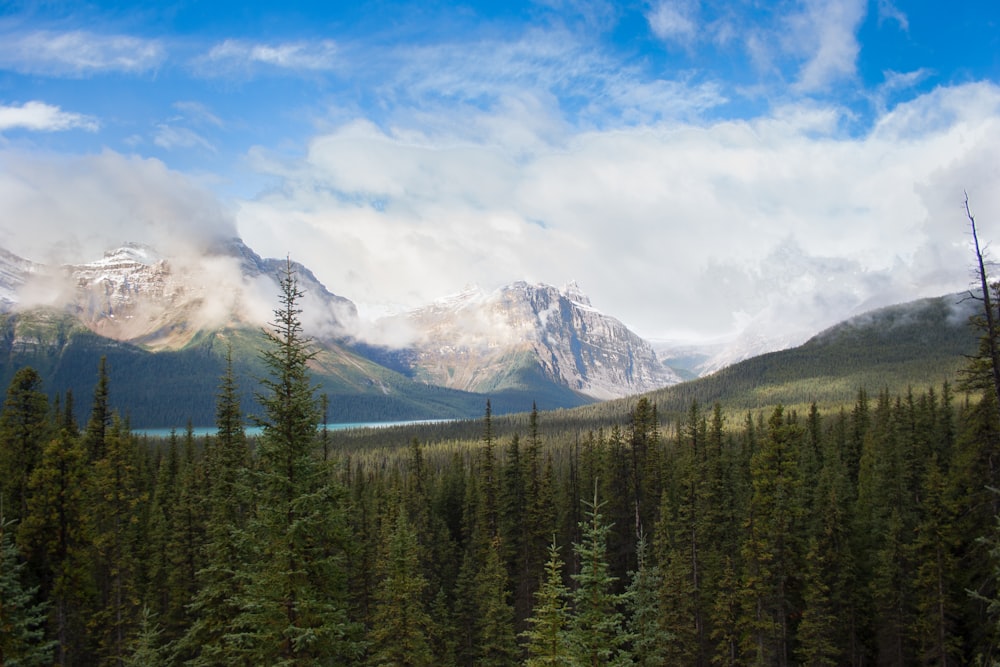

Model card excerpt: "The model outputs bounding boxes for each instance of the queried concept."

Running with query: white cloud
[646,0,700,45]
[236,82,1000,341]
[0,150,238,264]
[877,0,909,31]
[0,29,164,76]
[0,101,98,132]
[787,0,867,92]
[172,101,224,128]
[154,124,216,152]
[195,39,338,76]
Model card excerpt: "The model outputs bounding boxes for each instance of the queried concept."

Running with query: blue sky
[0,0,998,345]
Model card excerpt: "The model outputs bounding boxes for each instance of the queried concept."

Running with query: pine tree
[568,484,632,667]
[366,509,435,667]
[737,405,804,667]
[627,534,670,667]
[89,416,145,666]
[521,539,573,666]
[17,392,93,666]
[83,357,111,462]
[910,453,963,666]
[0,516,55,667]
[182,346,254,666]
[475,535,518,667]
[233,259,362,665]
[0,366,50,525]
[123,607,166,667]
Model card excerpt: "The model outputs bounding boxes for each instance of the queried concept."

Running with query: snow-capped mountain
[0,239,358,349]
[0,240,680,405]
[379,281,683,400]
[0,247,41,309]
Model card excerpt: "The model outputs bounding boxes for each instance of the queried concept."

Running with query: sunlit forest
[3,264,1000,666]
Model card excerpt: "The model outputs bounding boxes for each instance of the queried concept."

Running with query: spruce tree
[521,539,573,666]
[0,516,55,667]
[90,416,145,666]
[182,346,254,665]
[233,259,362,665]
[627,534,670,667]
[568,484,632,667]
[366,509,434,667]
[17,392,93,666]
[737,405,804,667]
[0,366,50,524]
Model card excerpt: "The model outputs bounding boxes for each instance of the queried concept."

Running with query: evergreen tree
[627,534,670,667]
[0,366,50,524]
[83,357,112,462]
[738,405,804,667]
[233,259,362,665]
[0,516,55,667]
[123,607,166,667]
[568,484,632,667]
[17,392,93,666]
[182,346,254,666]
[475,535,518,667]
[366,509,434,667]
[910,453,963,666]
[521,539,574,667]
[89,416,145,666]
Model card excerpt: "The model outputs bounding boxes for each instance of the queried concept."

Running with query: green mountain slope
[339,292,982,449]
[0,309,591,428]
[590,292,979,422]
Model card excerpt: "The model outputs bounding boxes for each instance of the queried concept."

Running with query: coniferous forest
[4,262,1000,666]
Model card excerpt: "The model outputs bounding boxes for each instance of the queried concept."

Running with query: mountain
[362,281,683,402]
[635,291,981,417]
[0,241,683,425]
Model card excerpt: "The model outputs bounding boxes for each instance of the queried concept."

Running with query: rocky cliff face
[392,281,682,400]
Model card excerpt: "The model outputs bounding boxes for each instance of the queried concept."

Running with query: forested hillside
[0,309,579,428]
[1,268,999,665]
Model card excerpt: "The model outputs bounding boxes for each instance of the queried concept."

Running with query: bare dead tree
[966,191,1000,412]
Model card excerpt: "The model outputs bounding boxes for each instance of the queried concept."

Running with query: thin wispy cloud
[195,39,338,77]
[153,124,216,153]
[0,101,98,132]
[0,29,164,76]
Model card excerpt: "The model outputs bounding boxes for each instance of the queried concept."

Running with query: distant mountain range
[0,239,683,426]
[0,238,979,428]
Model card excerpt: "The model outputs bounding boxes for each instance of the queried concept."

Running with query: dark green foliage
[0,367,50,524]
[521,539,572,666]
[232,260,363,665]
[366,510,435,667]
[568,485,632,667]
[0,517,55,667]
[1,255,997,665]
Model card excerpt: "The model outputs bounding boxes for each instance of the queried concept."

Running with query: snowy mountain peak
[94,242,161,266]
[561,280,591,307]
[387,279,681,400]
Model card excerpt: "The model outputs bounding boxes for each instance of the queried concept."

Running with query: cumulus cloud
[0,29,164,76]
[236,82,1000,342]
[0,101,98,132]
[0,150,238,264]
[646,0,700,45]
[787,0,867,92]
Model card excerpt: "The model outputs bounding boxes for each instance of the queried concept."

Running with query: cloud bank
[237,82,1000,342]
